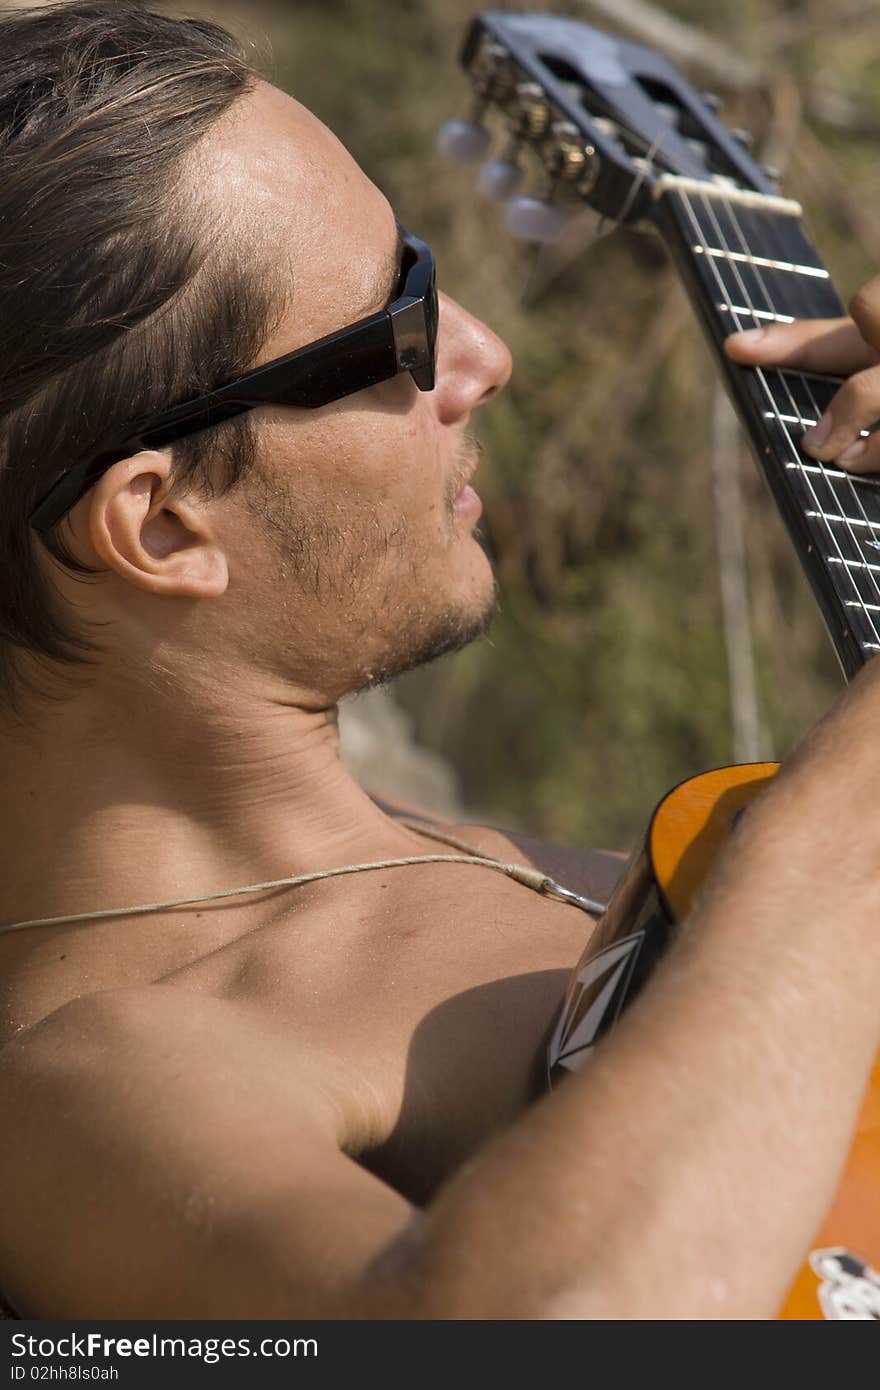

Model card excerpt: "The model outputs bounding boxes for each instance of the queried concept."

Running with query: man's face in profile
[205,81,512,703]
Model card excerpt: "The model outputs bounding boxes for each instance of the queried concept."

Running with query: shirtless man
[1,0,879,1320]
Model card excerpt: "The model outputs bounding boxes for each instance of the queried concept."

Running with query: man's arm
[3,664,880,1319]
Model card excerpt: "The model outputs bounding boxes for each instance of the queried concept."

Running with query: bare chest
[0,862,594,1202]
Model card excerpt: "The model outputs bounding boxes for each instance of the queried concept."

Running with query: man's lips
[453,482,482,520]
[449,435,483,520]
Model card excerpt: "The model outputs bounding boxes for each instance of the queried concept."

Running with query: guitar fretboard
[655,177,880,677]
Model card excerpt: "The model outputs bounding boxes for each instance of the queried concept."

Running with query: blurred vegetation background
[165,2,880,846]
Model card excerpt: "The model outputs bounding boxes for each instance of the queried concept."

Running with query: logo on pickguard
[547,931,645,1080]
[810,1247,880,1319]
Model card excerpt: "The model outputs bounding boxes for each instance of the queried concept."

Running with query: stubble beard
[358,566,498,691]
[245,438,498,695]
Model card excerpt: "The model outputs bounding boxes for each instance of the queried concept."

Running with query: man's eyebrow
[369,222,406,311]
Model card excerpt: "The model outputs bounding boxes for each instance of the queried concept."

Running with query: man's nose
[434,292,513,423]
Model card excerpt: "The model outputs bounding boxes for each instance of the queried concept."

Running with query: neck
[0,660,402,925]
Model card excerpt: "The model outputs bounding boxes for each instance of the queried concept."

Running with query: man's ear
[84,451,229,599]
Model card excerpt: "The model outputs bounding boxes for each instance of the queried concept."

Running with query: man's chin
[356,581,498,692]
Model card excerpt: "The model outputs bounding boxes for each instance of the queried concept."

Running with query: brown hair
[0,0,282,705]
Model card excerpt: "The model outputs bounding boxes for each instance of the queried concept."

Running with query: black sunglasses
[30,227,438,532]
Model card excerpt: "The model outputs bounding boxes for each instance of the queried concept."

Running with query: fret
[811,515,880,556]
[718,214,837,321]
[786,460,864,481]
[654,180,880,672]
[827,562,880,628]
[764,413,870,431]
[828,573,880,619]
[772,462,880,600]
[718,305,795,323]
[765,412,817,426]
[725,204,839,316]
[693,252,774,324]
[783,464,880,530]
[692,245,829,279]
[696,254,830,341]
[825,558,880,609]
[806,511,880,534]
[761,377,835,438]
[806,525,880,585]
[829,556,880,573]
[679,195,842,322]
[796,469,880,515]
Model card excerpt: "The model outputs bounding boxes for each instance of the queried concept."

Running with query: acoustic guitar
[445,10,880,1319]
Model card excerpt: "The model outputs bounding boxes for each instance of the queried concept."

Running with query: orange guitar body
[548,763,880,1319]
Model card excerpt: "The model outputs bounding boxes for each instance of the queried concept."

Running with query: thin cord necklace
[0,819,606,937]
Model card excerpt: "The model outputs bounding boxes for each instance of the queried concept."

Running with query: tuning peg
[477,131,524,200]
[512,81,551,140]
[761,164,781,183]
[505,195,567,244]
[436,118,492,164]
[701,92,723,113]
[478,157,524,200]
[730,128,754,147]
[470,40,516,103]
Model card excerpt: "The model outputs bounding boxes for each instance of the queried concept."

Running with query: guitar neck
[654,176,880,680]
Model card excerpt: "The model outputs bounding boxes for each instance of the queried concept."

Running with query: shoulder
[0,987,359,1316]
[372,792,627,910]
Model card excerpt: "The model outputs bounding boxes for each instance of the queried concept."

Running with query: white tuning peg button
[477,157,523,200]
[505,195,567,244]
[436,119,492,164]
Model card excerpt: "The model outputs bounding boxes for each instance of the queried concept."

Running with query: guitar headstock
[438,11,776,241]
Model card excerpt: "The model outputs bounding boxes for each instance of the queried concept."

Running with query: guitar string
[719,199,880,536]
[693,187,880,637]
[614,126,669,226]
[717,195,880,620]
[527,125,668,305]
[676,187,880,651]
[693,188,880,626]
